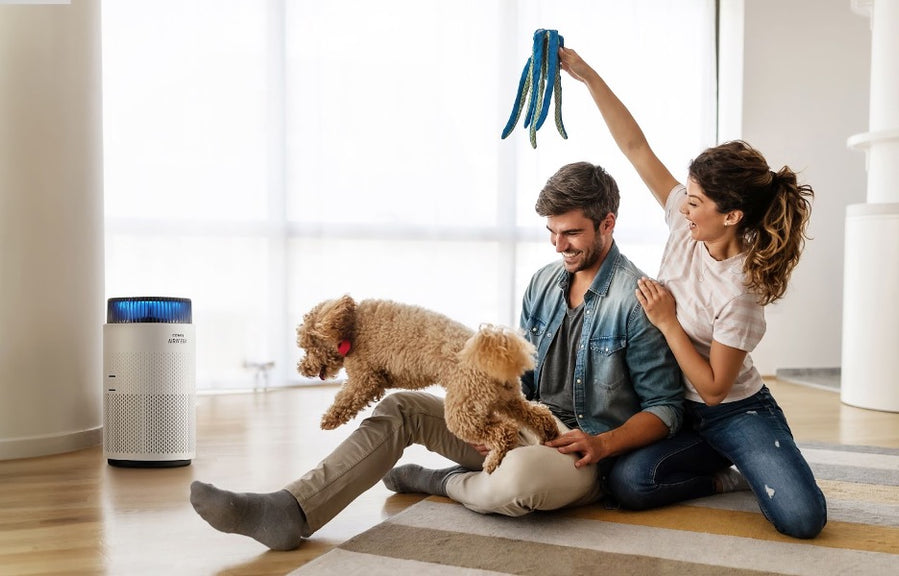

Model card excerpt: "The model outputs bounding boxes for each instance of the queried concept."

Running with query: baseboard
[775,367,841,393]
[0,426,103,461]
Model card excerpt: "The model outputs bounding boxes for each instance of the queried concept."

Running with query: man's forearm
[598,411,669,459]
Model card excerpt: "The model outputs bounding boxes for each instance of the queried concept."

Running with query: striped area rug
[290,443,899,575]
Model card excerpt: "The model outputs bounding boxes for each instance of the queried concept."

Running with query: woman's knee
[766,491,827,539]
[773,511,826,539]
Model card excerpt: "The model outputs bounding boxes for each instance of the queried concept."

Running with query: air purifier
[103,297,196,467]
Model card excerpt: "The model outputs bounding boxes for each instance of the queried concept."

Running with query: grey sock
[189,481,307,551]
[382,464,467,497]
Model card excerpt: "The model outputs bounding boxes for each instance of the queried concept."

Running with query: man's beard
[564,237,604,273]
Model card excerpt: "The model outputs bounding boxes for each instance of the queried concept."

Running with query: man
[383,162,683,514]
[190,162,682,550]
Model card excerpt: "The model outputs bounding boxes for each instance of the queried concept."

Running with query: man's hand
[544,429,609,468]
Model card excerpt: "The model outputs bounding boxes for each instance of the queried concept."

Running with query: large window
[103,0,717,390]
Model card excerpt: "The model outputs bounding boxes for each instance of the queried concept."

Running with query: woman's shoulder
[664,184,687,227]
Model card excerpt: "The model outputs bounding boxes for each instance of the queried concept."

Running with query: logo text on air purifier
[168,333,188,344]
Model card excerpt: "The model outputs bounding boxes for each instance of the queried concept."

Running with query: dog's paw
[483,451,504,474]
[320,412,347,430]
[541,419,560,442]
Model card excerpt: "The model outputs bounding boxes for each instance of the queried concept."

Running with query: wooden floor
[1,379,898,576]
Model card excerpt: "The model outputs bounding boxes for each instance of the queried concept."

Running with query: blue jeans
[608,386,827,539]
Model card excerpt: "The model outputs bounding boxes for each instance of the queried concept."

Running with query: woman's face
[680,178,731,242]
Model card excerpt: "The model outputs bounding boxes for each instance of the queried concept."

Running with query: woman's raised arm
[559,47,680,208]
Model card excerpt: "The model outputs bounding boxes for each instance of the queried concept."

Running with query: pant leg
[608,428,732,510]
[694,387,828,539]
[286,391,483,535]
[444,419,603,516]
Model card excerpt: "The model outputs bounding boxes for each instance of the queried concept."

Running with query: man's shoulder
[529,260,565,285]
[608,250,648,291]
[599,253,654,323]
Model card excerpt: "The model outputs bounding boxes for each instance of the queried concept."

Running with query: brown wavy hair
[688,141,814,305]
[536,162,620,229]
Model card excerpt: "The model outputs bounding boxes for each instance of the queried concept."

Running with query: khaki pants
[285,391,602,535]
[445,420,603,516]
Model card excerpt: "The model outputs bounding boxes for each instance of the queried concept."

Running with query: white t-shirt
[658,184,766,403]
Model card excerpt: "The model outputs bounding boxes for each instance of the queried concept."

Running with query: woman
[556,47,826,538]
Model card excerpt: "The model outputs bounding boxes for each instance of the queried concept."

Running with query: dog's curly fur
[296,295,559,473]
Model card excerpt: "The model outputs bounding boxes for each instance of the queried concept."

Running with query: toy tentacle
[553,61,568,139]
[535,30,559,131]
[501,58,533,139]
[553,32,568,139]
[523,30,544,130]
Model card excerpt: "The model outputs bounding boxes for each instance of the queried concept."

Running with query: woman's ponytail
[743,167,814,304]
[689,141,814,305]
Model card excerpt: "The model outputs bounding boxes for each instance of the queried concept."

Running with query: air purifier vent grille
[104,393,195,455]
[108,351,191,394]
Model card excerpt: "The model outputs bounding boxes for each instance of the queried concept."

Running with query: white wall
[0,0,104,459]
[723,0,871,375]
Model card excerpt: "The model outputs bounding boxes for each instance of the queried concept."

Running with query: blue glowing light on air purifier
[107,297,192,324]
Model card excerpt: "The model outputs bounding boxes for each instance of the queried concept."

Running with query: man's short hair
[535,162,620,229]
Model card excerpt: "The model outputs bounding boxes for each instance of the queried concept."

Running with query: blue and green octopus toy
[501,29,568,149]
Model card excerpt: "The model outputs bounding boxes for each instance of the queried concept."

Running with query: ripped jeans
[608,386,827,539]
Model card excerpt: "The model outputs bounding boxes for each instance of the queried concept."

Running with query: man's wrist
[593,430,614,459]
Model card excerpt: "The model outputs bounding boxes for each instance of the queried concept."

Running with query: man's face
[546,209,609,275]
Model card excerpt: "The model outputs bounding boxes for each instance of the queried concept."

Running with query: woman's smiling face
[680,178,729,242]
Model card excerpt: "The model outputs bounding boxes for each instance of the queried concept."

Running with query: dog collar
[337,339,351,357]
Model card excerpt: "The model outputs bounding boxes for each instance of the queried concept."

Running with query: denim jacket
[519,242,683,437]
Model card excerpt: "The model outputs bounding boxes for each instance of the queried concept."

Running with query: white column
[842,0,899,412]
[0,0,104,458]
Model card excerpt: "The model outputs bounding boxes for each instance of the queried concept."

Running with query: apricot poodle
[296,295,559,473]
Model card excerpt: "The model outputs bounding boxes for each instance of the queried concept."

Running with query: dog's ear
[317,294,357,343]
[298,303,324,346]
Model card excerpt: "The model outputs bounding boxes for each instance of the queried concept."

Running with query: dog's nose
[319,367,327,380]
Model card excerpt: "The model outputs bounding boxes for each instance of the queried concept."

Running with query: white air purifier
[103,297,196,467]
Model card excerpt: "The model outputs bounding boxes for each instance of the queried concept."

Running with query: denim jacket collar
[556,241,621,302]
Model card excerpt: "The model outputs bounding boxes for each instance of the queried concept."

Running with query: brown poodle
[296,295,560,473]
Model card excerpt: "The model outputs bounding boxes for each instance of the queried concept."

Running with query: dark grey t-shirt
[537,303,585,429]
